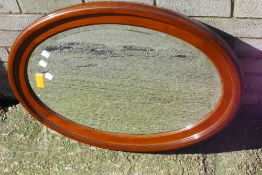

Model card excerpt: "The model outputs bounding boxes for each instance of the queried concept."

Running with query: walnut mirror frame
[8,2,242,152]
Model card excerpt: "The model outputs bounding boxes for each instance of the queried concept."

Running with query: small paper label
[39,60,47,68]
[45,73,54,80]
[41,50,50,58]
[35,73,45,88]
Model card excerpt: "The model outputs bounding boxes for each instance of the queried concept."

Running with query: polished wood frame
[8,2,242,152]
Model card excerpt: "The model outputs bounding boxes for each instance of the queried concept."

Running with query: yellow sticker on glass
[35,73,45,88]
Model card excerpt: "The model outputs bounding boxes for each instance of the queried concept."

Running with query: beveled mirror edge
[8,2,243,152]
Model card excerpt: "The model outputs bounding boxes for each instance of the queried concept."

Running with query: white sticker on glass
[44,72,54,80]
[39,60,47,68]
[41,50,50,58]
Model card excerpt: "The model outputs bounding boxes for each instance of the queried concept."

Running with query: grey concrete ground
[0,104,262,174]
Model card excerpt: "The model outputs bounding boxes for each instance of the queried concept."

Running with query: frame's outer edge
[8,2,243,152]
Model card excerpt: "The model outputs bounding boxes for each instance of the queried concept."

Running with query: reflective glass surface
[27,24,221,134]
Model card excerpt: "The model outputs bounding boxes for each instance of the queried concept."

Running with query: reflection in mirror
[27,24,221,134]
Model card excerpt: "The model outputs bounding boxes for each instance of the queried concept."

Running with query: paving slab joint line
[15,0,22,13]
[231,0,235,17]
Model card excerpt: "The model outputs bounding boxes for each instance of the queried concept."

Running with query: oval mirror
[8,2,242,152]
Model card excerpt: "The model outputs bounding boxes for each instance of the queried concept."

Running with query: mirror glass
[27,24,221,134]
